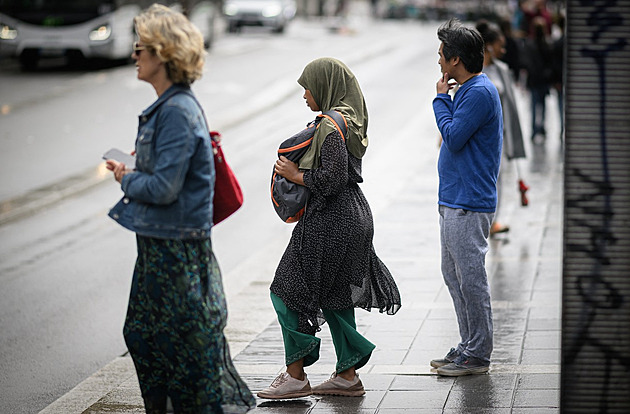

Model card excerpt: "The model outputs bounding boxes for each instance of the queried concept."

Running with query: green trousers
[270,292,375,374]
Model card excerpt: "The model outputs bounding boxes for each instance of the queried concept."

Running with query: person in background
[498,17,522,83]
[550,12,565,142]
[523,16,552,143]
[513,0,527,35]
[370,0,380,18]
[477,20,528,236]
[258,57,401,399]
[105,4,255,413]
[522,0,553,37]
[334,0,348,17]
[430,19,502,376]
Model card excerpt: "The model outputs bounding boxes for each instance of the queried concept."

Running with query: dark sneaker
[430,347,460,368]
[257,372,312,399]
[312,372,365,397]
[437,355,490,376]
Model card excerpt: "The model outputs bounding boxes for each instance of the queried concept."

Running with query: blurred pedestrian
[258,57,401,399]
[477,20,528,236]
[334,0,348,17]
[498,16,522,83]
[430,19,502,376]
[522,0,552,37]
[513,0,527,35]
[370,0,380,18]
[523,16,552,142]
[551,12,565,142]
[105,4,255,413]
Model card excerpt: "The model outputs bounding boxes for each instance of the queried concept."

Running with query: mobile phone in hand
[103,148,136,169]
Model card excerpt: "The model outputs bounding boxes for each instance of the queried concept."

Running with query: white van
[0,0,219,70]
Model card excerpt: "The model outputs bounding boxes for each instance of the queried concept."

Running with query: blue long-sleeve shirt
[433,73,503,213]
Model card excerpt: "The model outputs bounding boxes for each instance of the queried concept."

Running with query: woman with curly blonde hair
[133,3,205,85]
[106,4,255,413]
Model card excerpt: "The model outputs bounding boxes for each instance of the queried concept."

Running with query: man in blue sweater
[430,19,503,376]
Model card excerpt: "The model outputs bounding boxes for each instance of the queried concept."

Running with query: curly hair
[134,4,206,85]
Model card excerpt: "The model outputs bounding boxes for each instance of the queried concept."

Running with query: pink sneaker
[257,372,312,399]
[311,372,365,397]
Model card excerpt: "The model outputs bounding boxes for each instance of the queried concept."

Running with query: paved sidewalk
[233,138,564,413]
[41,117,564,413]
[2,3,564,411]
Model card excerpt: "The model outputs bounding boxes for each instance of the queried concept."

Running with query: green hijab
[297,57,369,169]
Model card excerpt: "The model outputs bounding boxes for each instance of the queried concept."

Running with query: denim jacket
[108,84,214,239]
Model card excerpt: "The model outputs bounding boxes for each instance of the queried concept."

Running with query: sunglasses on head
[133,42,146,56]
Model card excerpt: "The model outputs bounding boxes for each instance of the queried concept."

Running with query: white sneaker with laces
[257,372,312,399]
[311,372,365,397]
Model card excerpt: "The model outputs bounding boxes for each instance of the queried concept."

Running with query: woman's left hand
[275,156,305,186]
[106,159,131,184]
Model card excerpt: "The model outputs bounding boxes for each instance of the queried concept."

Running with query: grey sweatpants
[439,205,494,362]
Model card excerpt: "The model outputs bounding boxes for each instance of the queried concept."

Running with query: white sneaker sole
[436,365,489,376]
[312,388,365,397]
[312,381,365,397]
[257,387,312,400]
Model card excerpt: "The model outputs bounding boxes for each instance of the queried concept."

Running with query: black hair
[498,17,512,36]
[437,18,484,73]
[476,19,503,47]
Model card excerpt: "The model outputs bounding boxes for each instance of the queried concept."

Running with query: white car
[223,0,296,33]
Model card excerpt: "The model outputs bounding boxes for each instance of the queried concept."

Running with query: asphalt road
[0,13,444,413]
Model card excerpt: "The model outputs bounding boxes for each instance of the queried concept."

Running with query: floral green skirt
[123,235,255,414]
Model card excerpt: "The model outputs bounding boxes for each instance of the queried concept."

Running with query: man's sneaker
[257,372,312,399]
[311,372,365,397]
[430,347,460,368]
[436,354,490,376]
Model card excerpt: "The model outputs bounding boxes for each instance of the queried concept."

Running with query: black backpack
[271,110,347,223]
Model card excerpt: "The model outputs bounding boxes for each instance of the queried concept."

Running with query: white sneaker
[257,372,312,399]
[311,372,365,397]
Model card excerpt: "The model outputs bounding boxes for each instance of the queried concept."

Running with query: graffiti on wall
[563,0,630,412]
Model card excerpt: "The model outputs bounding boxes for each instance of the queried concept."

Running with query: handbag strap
[168,90,219,145]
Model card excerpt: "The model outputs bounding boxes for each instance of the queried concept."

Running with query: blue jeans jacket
[109,84,215,239]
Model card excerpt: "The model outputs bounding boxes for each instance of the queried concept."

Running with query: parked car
[223,0,296,33]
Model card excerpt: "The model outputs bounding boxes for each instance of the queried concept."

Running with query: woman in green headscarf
[258,57,401,400]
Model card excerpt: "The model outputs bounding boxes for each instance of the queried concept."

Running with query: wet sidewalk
[41,95,564,413]
[234,139,564,413]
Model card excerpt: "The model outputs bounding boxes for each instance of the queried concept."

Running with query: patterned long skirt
[123,235,255,414]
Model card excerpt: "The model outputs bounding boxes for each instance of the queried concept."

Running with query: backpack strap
[318,110,348,141]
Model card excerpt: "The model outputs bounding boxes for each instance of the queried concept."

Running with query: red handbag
[210,131,243,224]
